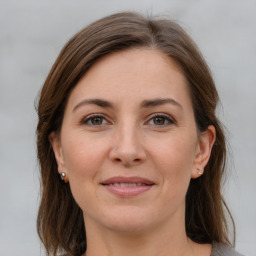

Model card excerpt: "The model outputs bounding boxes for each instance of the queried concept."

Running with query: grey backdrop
[0,0,255,255]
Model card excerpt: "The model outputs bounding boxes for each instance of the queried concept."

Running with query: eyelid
[145,113,176,126]
[79,112,176,127]
[80,113,111,125]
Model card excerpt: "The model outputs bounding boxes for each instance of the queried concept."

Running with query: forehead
[67,48,192,110]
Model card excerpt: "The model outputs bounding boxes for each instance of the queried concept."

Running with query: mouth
[100,176,155,197]
[104,182,151,187]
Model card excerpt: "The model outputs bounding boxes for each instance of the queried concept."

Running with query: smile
[101,176,155,197]
[106,183,149,187]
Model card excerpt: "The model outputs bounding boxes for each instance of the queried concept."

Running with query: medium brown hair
[36,11,234,256]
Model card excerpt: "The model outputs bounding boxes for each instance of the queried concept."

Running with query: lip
[100,176,155,197]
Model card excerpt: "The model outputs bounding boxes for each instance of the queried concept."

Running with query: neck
[82,215,209,256]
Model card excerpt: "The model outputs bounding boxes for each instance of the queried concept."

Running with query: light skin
[50,48,216,256]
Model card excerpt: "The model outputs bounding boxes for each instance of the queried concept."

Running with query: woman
[36,12,244,256]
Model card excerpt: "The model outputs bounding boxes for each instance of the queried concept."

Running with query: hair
[36,11,235,256]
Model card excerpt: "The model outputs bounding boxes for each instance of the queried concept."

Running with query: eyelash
[81,114,110,126]
[80,113,176,127]
[146,113,176,126]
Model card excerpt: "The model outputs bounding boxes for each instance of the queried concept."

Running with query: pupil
[92,117,102,125]
[154,117,164,125]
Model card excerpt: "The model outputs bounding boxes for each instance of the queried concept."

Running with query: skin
[50,48,216,256]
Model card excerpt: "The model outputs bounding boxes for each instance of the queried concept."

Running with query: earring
[197,168,203,175]
[60,172,69,183]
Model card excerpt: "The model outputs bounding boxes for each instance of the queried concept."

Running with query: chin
[95,206,160,234]
[106,219,152,235]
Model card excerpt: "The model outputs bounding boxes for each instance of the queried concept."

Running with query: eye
[81,114,109,126]
[146,114,176,126]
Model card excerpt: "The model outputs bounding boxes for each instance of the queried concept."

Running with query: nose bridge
[119,120,137,147]
[110,118,146,165]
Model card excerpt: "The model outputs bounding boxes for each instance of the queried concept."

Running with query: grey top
[211,242,244,256]
[74,241,245,256]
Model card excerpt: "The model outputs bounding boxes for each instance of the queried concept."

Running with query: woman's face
[51,48,214,234]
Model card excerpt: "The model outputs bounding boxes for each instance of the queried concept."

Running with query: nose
[109,124,146,167]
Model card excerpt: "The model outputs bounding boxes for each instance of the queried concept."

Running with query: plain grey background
[0,0,255,255]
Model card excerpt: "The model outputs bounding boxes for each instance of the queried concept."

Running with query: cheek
[148,133,197,197]
[61,133,108,180]
[61,133,108,209]
[150,133,197,174]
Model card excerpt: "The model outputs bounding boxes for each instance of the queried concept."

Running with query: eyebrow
[73,97,183,112]
[73,99,113,112]
[140,98,183,109]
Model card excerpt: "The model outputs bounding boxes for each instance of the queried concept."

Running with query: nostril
[114,157,141,165]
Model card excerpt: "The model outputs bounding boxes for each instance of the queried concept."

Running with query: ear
[191,125,216,179]
[49,131,67,174]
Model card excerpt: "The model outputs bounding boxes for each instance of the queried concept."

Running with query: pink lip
[100,176,155,197]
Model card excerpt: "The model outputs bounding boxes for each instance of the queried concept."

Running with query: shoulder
[211,241,245,256]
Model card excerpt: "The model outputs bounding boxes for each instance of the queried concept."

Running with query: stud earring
[60,172,69,183]
[197,168,203,175]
